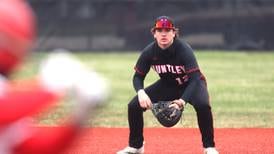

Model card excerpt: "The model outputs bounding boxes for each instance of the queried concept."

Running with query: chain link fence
[28,0,274,51]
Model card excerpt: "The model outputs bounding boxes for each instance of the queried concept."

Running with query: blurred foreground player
[0,0,108,154]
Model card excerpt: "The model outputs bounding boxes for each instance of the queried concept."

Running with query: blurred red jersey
[0,76,81,154]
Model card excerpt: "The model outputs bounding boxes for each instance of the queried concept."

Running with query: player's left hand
[169,99,185,110]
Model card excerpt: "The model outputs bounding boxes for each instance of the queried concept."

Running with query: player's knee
[128,96,141,111]
[194,102,211,112]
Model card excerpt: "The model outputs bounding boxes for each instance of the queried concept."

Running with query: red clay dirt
[62,128,274,154]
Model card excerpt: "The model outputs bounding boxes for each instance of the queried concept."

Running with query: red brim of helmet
[154,18,175,30]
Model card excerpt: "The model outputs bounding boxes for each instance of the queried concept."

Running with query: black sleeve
[179,40,202,102]
[134,50,152,76]
[180,41,199,72]
[132,45,153,92]
[133,72,145,92]
[181,71,201,102]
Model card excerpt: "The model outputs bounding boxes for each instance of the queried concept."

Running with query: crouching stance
[117,16,218,154]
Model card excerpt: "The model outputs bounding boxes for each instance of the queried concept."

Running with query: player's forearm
[133,72,145,92]
[0,80,60,125]
[181,71,200,102]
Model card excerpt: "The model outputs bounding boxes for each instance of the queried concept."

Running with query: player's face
[153,28,176,49]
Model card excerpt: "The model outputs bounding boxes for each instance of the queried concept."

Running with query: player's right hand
[39,50,109,106]
[137,89,152,109]
[39,50,85,93]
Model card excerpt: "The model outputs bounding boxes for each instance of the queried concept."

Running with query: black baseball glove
[151,101,184,127]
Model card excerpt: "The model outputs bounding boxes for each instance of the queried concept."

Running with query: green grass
[15,51,274,128]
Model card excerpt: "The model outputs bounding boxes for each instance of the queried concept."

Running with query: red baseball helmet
[0,0,36,76]
[152,16,176,31]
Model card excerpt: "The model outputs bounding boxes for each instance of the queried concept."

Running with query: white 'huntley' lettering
[151,64,185,74]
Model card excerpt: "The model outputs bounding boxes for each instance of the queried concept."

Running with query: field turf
[16,51,274,128]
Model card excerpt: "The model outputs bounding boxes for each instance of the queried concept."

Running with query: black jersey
[134,38,200,84]
[133,38,204,101]
[129,39,215,149]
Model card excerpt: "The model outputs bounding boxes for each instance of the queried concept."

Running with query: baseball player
[117,16,218,154]
[0,0,108,154]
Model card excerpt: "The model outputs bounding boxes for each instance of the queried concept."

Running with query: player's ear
[151,28,155,35]
[174,28,180,38]
[151,28,157,39]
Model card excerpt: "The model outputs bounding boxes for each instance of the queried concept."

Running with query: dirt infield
[62,128,274,154]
